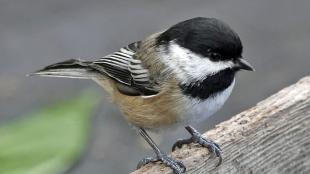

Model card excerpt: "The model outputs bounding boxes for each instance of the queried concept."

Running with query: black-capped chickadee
[30,17,254,174]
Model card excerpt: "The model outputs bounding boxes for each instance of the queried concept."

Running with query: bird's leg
[137,128,186,174]
[172,125,222,166]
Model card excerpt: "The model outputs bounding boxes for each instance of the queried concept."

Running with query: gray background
[0,0,309,173]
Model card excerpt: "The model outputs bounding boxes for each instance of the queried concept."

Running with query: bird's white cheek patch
[160,43,234,82]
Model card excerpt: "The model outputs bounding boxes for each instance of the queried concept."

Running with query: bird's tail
[28,59,101,79]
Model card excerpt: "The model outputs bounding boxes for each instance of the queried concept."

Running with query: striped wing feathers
[92,42,156,95]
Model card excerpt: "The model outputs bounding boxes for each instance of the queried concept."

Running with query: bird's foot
[172,126,222,166]
[137,153,186,174]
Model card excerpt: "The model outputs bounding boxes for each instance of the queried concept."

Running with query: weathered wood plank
[131,76,310,174]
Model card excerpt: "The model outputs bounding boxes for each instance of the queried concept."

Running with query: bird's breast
[183,79,235,123]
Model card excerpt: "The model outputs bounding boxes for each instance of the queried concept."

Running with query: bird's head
[157,17,254,82]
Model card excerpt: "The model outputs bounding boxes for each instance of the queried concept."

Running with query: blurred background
[0,0,309,173]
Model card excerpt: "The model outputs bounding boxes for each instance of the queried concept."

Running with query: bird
[29,17,254,174]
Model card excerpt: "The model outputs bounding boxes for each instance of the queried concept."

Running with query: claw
[137,154,186,174]
[172,138,192,151]
[137,128,186,173]
[137,157,157,169]
[176,161,186,173]
[172,126,223,167]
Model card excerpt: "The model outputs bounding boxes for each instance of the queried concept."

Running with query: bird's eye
[209,52,222,60]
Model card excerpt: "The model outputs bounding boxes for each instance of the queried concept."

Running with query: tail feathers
[28,59,101,79]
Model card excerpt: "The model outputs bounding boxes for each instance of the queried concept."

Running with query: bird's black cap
[157,17,243,61]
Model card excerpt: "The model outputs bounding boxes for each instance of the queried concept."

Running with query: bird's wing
[91,42,158,96]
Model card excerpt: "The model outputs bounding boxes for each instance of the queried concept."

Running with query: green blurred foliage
[0,91,99,174]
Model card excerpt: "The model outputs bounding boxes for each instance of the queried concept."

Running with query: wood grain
[130,76,310,174]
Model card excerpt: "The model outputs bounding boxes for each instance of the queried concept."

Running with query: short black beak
[235,58,255,71]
